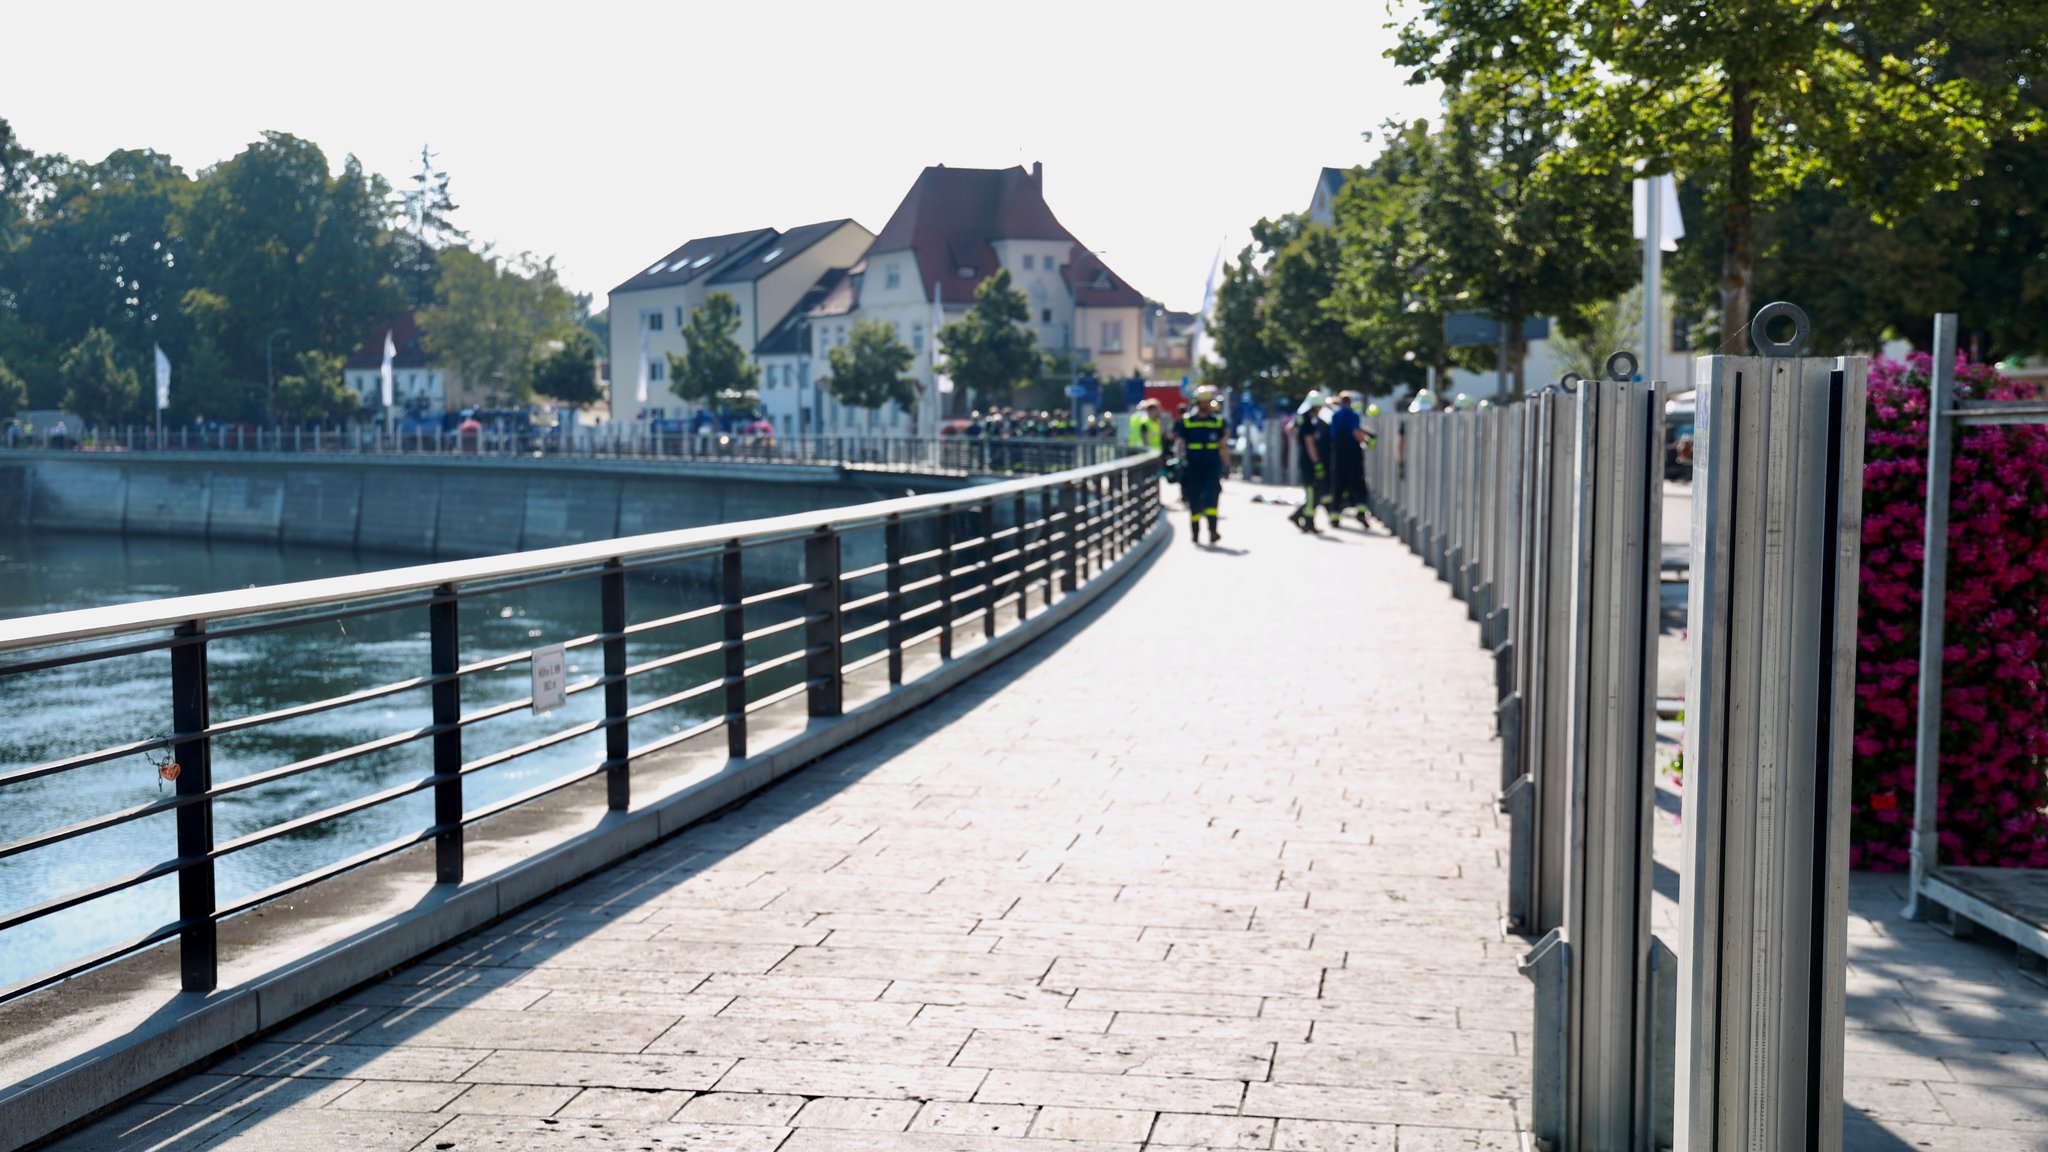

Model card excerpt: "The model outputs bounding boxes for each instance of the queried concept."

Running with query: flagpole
[1643,174,1663,387]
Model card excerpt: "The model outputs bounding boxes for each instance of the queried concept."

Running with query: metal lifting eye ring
[1559,372,1583,393]
[1752,301,1811,358]
[1605,351,1639,382]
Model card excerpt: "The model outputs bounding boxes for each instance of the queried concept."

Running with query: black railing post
[723,542,747,758]
[884,514,905,686]
[806,526,843,716]
[938,508,956,661]
[430,586,463,884]
[170,622,216,993]
[1014,493,1032,621]
[1060,482,1080,594]
[979,499,997,640]
[602,561,629,810]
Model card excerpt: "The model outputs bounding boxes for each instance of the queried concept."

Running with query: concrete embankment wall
[0,453,969,564]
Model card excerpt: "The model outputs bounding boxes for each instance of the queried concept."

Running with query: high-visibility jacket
[1127,411,1161,451]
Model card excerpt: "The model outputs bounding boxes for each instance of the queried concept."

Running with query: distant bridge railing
[8,427,1130,477]
[0,452,1163,1005]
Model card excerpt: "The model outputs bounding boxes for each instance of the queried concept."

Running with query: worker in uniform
[1126,400,1163,454]
[1175,386,1230,544]
[1290,391,1329,533]
[1327,391,1373,529]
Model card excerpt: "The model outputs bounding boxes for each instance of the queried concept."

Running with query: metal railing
[0,453,1163,1003]
[1366,304,1869,1151]
[7,427,1130,477]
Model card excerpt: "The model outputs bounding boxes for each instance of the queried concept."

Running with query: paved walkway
[56,485,1519,1151]
[46,483,2048,1151]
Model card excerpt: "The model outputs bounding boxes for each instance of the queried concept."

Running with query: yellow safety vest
[1127,412,1160,451]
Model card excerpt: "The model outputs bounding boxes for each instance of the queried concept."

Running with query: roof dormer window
[692,254,716,269]
[646,261,668,275]
[957,265,975,279]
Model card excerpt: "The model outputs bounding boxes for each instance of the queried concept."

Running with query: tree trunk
[1720,79,1756,351]
[1508,312,1528,395]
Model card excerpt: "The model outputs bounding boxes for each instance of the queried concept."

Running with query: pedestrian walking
[1328,392,1372,529]
[1175,386,1229,544]
[1289,391,1329,533]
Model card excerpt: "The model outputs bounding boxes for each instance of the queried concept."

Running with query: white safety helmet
[1407,388,1438,413]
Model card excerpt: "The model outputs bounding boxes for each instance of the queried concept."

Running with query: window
[1041,309,1053,324]
[646,260,668,275]
[649,360,665,382]
[761,247,784,264]
[675,306,684,328]
[767,365,779,388]
[800,362,810,388]
[836,326,846,347]
[647,312,663,332]
[912,324,924,353]
[1022,254,1035,270]
[818,331,827,357]
[957,265,975,279]
[885,264,901,289]
[1101,320,1124,353]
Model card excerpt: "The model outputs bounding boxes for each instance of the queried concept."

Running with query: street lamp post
[264,328,292,427]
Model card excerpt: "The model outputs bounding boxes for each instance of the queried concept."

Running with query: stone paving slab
[45,486,1523,1150]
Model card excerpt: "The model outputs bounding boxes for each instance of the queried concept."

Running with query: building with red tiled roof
[823,163,1150,429]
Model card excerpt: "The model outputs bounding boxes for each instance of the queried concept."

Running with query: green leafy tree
[667,291,760,413]
[939,268,1039,411]
[59,327,141,425]
[1258,215,1379,399]
[419,247,578,405]
[395,145,468,308]
[1207,246,1283,395]
[825,319,918,413]
[1418,88,1635,392]
[182,133,405,388]
[1394,0,2048,345]
[273,350,355,424]
[1329,121,1461,394]
[532,335,602,406]
[0,357,26,419]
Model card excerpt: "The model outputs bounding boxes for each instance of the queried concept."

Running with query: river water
[0,526,755,990]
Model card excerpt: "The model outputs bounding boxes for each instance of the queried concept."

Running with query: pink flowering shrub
[1851,353,2048,870]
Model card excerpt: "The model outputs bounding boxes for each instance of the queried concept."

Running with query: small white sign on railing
[530,644,567,715]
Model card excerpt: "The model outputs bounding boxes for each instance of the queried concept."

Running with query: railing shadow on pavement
[38,532,1173,1152]
[0,455,1167,1151]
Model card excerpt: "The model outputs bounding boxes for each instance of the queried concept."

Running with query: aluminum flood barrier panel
[1677,305,1866,1152]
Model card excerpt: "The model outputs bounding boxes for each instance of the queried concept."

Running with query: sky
[2,0,1440,315]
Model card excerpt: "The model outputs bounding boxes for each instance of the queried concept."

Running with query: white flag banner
[929,281,952,395]
[1189,243,1223,367]
[637,324,650,403]
[1632,175,1684,253]
[153,343,171,412]
[381,329,397,408]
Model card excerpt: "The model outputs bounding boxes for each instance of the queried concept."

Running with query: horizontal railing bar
[624,637,726,679]
[0,918,194,1006]
[624,677,727,721]
[206,672,441,740]
[740,582,810,608]
[623,603,723,636]
[840,561,892,583]
[213,774,446,859]
[211,827,439,922]
[841,618,891,646]
[899,572,944,597]
[626,713,727,761]
[0,791,194,862]
[207,724,442,802]
[0,856,189,934]
[741,678,813,716]
[458,719,607,779]
[741,615,807,644]
[741,646,815,680]
[0,731,185,789]
[0,456,1148,652]
[899,599,946,623]
[840,648,892,677]
[899,546,946,567]
[840,589,890,614]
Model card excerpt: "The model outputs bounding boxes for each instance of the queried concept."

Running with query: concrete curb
[0,519,1166,1152]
